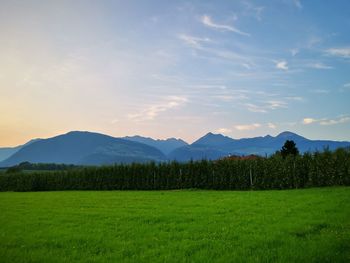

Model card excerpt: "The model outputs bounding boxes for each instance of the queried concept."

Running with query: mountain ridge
[123,135,188,155]
[0,139,41,162]
[0,131,166,167]
[168,131,350,161]
[1,130,349,166]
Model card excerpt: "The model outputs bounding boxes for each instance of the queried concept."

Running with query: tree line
[0,146,349,192]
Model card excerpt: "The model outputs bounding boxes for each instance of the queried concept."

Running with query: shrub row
[0,148,349,191]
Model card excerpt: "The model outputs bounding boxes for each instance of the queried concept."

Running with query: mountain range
[0,131,166,166]
[0,131,349,166]
[0,139,40,162]
[124,135,187,155]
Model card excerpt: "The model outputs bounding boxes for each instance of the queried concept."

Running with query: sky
[0,0,350,146]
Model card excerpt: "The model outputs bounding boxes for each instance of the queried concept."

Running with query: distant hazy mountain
[1,131,349,166]
[0,131,166,166]
[0,139,40,162]
[168,131,350,161]
[124,135,188,155]
[168,132,239,161]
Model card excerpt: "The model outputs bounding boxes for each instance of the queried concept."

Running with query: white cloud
[179,34,211,48]
[302,116,350,126]
[267,100,288,110]
[320,116,350,126]
[307,63,333,69]
[242,63,252,69]
[302,118,316,125]
[128,96,188,122]
[276,61,288,70]
[244,100,287,113]
[344,83,350,88]
[201,15,250,36]
[268,123,277,129]
[234,123,261,131]
[244,103,267,113]
[326,47,350,58]
[215,128,232,134]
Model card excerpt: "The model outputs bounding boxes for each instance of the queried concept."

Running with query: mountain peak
[123,135,188,155]
[276,131,305,140]
[66,130,93,135]
[203,132,231,138]
[193,132,234,146]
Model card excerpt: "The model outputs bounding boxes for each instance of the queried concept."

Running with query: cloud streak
[215,128,232,134]
[178,34,211,48]
[128,96,188,122]
[302,116,350,126]
[268,123,277,129]
[307,62,333,69]
[234,123,261,131]
[244,100,288,113]
[201,15,250,36]
[325,47,350,58]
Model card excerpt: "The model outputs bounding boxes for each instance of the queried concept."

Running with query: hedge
[0,148,349,191]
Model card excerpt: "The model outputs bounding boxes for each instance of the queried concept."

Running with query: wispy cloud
[307,62,333,69]
[111,118,119,124]
[212,95,236,102]
[215,128,232,134]
[293,0,303,9]
[339,83,350,92]
[242,1,265,21]
[128,96,188,122]
[309,89,330,94]
[234,123,261,131]
[267,100,288,109]
[325,47,350,58]
[244,100,288,113]
[178,34,211,48]
[245,103,268,113]
[276,61,288,70]
[268,123,277,129]
[286,96,304,102]
[306,36,322,48]
[179,34,253,66]
[290,48,299,56]
[320,116,350,126]
[201,15,250,36]
[302,116,350,126]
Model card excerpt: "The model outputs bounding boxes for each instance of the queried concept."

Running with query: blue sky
[0,0,350,146]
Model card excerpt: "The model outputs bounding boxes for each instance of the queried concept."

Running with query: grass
[0,187,349,262]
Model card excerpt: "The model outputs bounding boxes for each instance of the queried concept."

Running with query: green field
[0,188,349,262]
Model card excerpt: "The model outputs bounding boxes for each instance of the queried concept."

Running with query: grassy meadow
[0,187,349,262]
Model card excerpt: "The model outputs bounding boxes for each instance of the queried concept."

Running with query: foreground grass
[0,188,349,262]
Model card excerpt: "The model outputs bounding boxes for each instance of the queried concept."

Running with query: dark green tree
[281,140,299,158]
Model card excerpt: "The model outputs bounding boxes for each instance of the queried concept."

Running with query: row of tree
[0,147,349,191]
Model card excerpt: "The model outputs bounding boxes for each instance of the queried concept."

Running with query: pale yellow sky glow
[1,1,349,147]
